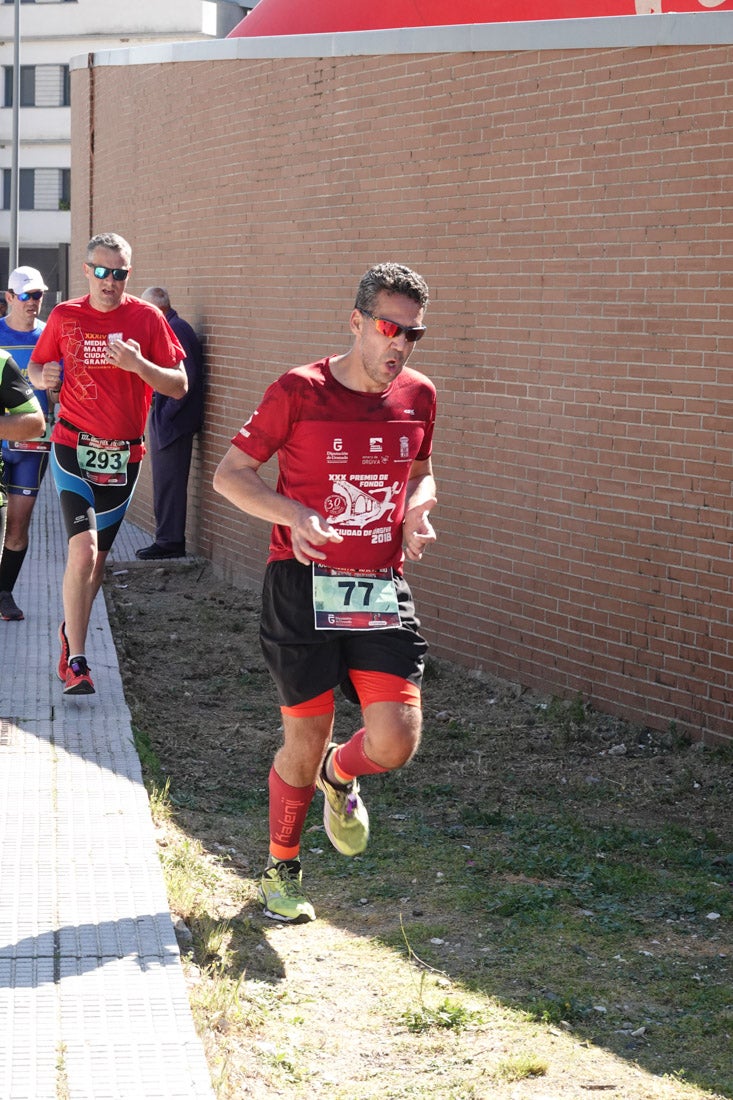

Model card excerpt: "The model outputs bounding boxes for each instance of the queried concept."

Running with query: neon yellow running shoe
[316,744,369,857]
[258,860,316,923]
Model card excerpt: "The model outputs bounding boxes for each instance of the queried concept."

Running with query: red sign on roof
[229,0,732,36]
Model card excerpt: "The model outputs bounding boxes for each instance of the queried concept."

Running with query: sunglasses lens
[375,318,401,339]
[92,266,128,281]
[361,310,425,343]
[17,291,42,301]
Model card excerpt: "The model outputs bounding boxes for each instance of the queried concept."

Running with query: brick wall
[71,37,733,742]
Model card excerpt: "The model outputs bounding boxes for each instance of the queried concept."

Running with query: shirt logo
[327,437,348,463]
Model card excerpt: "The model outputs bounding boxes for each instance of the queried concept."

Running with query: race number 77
[337,580,374,607]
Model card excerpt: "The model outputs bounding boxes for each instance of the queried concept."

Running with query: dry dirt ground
[103,558,732,1100]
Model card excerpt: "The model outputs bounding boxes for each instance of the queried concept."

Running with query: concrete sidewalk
[0,481,214,1100]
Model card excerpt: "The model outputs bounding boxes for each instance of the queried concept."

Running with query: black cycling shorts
[50,442,140,552]
[260,558,428,708]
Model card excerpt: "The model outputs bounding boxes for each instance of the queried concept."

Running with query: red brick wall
[71,42,733,742]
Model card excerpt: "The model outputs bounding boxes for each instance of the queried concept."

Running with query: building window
[3,64,70,108]
[2,168,70,211]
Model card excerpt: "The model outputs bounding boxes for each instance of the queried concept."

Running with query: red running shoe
[63,656,95,696]
[58,622,70,681]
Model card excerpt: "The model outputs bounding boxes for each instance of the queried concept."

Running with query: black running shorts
[260,558,428,708]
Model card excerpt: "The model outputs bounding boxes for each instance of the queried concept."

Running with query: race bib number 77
[313,564,400,630]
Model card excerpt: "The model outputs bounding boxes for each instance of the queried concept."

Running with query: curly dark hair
[354,263,429,313]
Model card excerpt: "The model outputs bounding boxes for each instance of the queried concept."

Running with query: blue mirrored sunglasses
[90,265,129,282]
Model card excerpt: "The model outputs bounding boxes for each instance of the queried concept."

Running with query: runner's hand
[403,509,436,561]
[106,337,141,373]
[290,510,343,565]
[41,361,62,390]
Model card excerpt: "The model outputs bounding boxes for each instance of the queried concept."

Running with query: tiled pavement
[0,481,214,1099]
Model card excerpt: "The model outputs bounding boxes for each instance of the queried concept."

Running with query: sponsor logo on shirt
[327,437,348,463]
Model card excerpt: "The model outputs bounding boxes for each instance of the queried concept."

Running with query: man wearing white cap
[0,266,60,620]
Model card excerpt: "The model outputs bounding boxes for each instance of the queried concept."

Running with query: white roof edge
[71,12,733,70]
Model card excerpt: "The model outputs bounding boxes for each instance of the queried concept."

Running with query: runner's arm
[2,405,45,441]
[106,338,188,398]
[403,457,437,562]
[1,357,46,440]
[213,444,343,565]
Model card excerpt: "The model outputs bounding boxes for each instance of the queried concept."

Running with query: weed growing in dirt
[495,1051,549,1081]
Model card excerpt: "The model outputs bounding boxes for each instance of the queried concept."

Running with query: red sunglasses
[358,308,426,343]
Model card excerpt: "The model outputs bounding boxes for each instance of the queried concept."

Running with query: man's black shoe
[135,543,186,561]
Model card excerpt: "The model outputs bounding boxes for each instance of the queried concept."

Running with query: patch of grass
[397,918,483,1034]
[131,723,165,789]
[217,790,269,816]
[525,993,589,1026]
[149,776,172,822]
[189,965,248,1033]
[192,914,232,965]
[543,692,588,744]
[459,805,504,828]
[444,718,473,741]
[495,1052,548,1081]
[161,837,216,918]
[401,995,480,1033]
[486,883,558,919]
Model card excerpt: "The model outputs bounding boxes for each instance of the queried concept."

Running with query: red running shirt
[232,357,437,571]
[32,294,184,459]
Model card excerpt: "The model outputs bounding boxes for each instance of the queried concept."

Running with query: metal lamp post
[9,0,20,271]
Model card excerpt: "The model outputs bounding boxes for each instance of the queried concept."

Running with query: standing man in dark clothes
[136,287,205,560]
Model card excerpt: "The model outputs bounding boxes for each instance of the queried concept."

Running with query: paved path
[0,482,214,1099]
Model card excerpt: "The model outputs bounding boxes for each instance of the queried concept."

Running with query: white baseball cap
[8,266,48,295]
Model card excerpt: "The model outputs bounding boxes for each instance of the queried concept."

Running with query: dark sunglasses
[89,265,130,282]
[358,308,426,343]
[13,290,43,301]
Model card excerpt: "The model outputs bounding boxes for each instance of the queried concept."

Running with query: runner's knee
[363,703,422,769]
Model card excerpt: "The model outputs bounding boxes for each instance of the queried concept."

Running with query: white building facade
[0,0,214,303]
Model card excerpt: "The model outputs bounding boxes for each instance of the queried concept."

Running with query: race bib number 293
[76,433,130,486]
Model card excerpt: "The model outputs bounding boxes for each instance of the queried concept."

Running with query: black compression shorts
[50,442,140,552]
[260,558,428,708]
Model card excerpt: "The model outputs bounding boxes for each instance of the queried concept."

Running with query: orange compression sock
[331,728,390,783]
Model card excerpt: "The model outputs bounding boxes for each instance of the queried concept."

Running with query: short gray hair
[354,263,429,313]
[141,286,170,312]
[86,232,132,265]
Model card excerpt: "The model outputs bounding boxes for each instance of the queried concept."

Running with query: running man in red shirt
[29,233,187,696]
[214,263,437,922]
